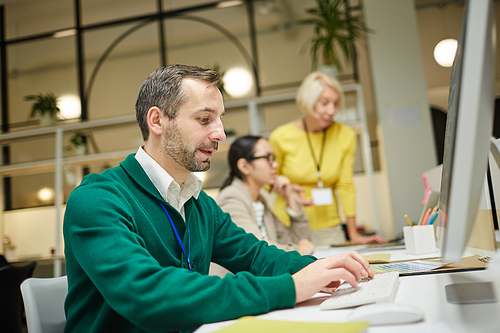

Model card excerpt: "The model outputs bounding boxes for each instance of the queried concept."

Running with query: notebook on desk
[410,255,489,275]
[371,255,488,276]
[371,260,450,275]
[213,317,369,333]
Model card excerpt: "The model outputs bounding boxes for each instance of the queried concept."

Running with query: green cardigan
[63,154,316,333]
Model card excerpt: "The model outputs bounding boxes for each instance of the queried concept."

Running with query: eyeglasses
[246,153,276,165]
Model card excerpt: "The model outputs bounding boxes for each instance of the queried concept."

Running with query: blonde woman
[270,72,387,246]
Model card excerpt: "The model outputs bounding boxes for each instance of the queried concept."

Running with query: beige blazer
[216,178,310,251]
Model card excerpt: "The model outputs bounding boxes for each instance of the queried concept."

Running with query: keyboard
[319,271,400,310]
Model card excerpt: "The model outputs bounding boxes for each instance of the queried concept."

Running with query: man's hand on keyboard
[292,251,374,304]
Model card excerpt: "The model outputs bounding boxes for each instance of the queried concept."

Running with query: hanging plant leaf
[299,0,372,72]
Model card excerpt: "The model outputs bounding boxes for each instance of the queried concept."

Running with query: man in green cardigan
[63,64,373,333]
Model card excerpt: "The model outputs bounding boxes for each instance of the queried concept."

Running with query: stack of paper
[213,316,369,333]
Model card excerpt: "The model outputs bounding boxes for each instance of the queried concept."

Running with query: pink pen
[422,188,432,204]
[421,208,431,225]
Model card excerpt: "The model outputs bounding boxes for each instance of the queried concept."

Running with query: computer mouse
[347,302,424,325]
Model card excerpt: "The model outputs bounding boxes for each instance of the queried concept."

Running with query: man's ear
[147,106,166,137]
[236,158,251,176]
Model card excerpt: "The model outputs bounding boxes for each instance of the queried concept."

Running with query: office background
[0,0,499,261]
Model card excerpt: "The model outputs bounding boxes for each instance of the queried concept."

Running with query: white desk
[313,244,442,261]
[197,247,500,333]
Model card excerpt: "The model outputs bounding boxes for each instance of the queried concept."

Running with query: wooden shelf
[0,115,136,143]
[0,149,135,177]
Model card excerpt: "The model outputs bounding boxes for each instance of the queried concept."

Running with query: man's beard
[163,122,218,172]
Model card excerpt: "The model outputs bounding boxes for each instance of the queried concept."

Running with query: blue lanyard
[158,200,192,272]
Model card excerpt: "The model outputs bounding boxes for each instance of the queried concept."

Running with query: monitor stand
[445,282,496,304]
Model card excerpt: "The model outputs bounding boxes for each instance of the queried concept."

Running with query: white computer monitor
[436,0,496,263]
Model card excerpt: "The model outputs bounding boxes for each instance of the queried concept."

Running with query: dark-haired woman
[217,136,314,255]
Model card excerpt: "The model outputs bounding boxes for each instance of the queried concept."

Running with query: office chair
[0,254,9,267]
[21,275,68,333]
[0,261,37,333]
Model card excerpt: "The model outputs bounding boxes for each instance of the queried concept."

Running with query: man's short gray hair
[135,64,221,141]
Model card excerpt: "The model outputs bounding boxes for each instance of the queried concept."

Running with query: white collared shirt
[135,146,202,221]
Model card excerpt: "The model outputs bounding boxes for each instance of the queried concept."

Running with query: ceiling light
[58,94,81,119]
[37,187,54,203]
[223,67,253,98]
[434,38,458,67]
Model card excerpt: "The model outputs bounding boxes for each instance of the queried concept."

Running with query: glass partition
[81,0,156,26]
[7,37,77,128]
[0,0,372,209]
[5,0,73,39]
[84,22,161,120]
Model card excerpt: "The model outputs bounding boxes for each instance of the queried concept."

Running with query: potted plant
[24,92,60,127]
[65,131,88,156]
[300,0,371,75]
[3,235,16,260]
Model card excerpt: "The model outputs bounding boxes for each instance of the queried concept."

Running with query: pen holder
[403,225,437,255]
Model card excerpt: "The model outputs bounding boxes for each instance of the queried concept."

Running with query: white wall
[3,205,65,258]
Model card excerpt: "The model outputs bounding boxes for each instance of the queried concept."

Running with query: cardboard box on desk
[403,225,437,254]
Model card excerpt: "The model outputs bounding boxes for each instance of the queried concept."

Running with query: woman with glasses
[217,135,315,255]
[269,72,387,246]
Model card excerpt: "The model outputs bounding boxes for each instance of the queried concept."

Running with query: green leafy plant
[65,131,87,153]
[24,92,60,120]
[300,0,371,71]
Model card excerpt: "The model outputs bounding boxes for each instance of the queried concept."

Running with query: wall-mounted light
[223,67,253,98]
[434,38,458,68]
[37,187,54,203]
[58,94,81,119]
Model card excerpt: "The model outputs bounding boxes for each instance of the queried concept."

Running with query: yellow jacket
[269,121,356,230]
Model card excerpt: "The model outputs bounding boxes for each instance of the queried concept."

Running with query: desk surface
[197,247,500,333]
[313,244,442,261]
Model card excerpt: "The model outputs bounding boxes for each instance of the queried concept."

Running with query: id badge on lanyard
[311,188,334,206]
[311,171,333,206]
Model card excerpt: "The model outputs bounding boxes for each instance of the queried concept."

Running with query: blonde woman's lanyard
[303,119,334,206]
[158,200,192,272]
[302,118,327,188]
